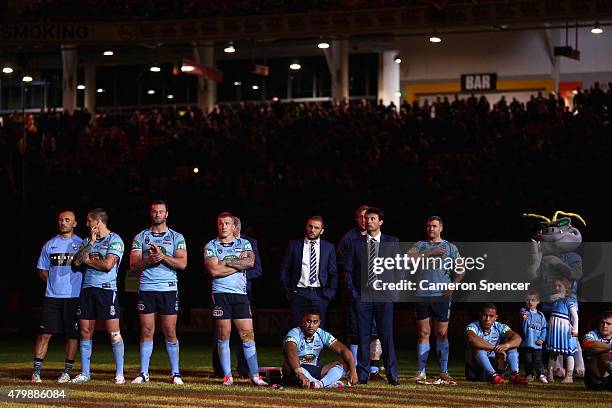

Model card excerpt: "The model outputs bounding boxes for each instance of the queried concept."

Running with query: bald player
[32,211,83,383]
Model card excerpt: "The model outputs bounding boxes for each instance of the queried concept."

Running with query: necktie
[309,241,317,284]
[367,237,377,287]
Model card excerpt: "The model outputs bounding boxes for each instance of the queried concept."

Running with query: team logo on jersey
[212,306,223,317]
[72,244,79,250]
[302,354,316,364]
[217,248,223,254]
[110,305,116,316]
[137,302,145,311]
[110,242,124,252]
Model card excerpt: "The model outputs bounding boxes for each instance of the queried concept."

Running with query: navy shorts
[40,297,80,338]
[284,364,323,386]
[138,290,179,315]
[211,293,251,320]
[77,287,121,320]
[415,299,451,322]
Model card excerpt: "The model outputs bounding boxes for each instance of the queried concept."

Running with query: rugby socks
[474,350,496,375]
[349,344,358,365]
[80,339,92,377]
[165,340,180,376]
[112,340,124,377]
[218,339,232,377]
[242,341,259,378]
[140,341,153,375]
[321,364,345,388]
[417,343,430,374]
[64,359,74,375]
[507,348,519,374]
[33,358,43,375]
[437,340,450,374]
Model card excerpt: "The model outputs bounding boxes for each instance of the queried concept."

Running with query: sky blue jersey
[465,320,511,358]
[132,228,186,291]
[412,240,460,297]
[82,232,124,290]
[205,238,252,295]
[37,235,83,298]
[284,327,337,366]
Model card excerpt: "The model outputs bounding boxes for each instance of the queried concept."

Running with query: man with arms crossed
[464,303,528,384]
[130,200,187,384]
[32,211,82,383]
[71,208,125,384]
[283,310,358,389]
[205,212,267,386]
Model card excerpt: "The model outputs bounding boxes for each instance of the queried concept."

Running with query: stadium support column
[377,50,400,107]
[84,63,96,114]
[61,45,77,114]
[324,40,349,103]
[193,42,216,113]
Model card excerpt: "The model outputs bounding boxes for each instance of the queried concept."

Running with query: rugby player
[130,200,187,384]
[32,211,83,383]
[205,212,267,386]
[71,208,125,384]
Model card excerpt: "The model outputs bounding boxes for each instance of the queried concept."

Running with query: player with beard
[130,200,187,384]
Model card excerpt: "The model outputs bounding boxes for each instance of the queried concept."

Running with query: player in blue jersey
[70,208,125,384]
[282,310,358,389]
[130,200,187,385]
[408,216,461,385]
[464,303,528,384]
[205,212,267,386]
[582,311,612,390]
[32,211,83,384]
[519,290,548,383]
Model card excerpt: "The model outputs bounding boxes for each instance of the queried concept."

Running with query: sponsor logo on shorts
[212,306,223,317]
[175,301,179,311]
[110,305,116,316]
[76,306,81,316]
[137,302,145,311]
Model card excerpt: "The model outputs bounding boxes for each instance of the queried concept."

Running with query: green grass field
[0,340,608,407]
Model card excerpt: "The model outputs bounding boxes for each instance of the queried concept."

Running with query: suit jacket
[280,239,338,301]
[345,233,401,301]
[241,234,262,295]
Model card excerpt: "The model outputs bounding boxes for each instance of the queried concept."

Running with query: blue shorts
[211,293,251,320]
[415,299,451,322]
[138,290,178,315]
[77,287,120,320]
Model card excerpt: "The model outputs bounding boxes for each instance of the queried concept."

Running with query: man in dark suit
[212,216,263,378]
[280,216,338,328]
[345,207,399,385]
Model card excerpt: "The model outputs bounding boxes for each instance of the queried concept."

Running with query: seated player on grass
[582,311,612,391]
[282,310,358,389]
[464,303,528,384]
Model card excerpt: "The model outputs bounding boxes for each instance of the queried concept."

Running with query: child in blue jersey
[282,310,358,388]
[70,208,125,385]
[519,290,547,383]
[546,276,579,383]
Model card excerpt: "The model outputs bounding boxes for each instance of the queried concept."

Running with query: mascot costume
[523,211,586,377]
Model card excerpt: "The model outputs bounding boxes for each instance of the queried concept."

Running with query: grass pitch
[0,340,608,407]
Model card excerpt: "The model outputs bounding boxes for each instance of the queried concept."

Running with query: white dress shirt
[298,238,321,288]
